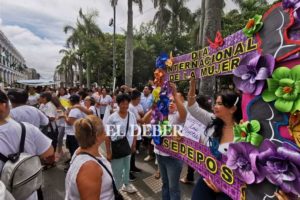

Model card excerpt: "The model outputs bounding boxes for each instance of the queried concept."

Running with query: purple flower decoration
[295,6,300,22]
[282,0,300,10]
[251,140,300,195]
[283,0,300,22]
[226,142,260,184]
[151,106,163,122]
[233,53,275,95]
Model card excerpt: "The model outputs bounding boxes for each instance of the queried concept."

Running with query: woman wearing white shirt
[65,115,114,200]
[98,88,112,119]
[105,93,138,194]
[27,87,40,107]
[64,95,86,158]
[143,83,187,200]
[39,92,58,154]
[187,79,242,200]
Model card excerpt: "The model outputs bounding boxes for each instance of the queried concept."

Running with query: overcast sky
[0,0,242,79]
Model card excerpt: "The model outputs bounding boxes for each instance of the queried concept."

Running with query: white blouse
[187,102,230,155]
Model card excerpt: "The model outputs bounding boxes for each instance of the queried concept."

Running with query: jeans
[157,155,183,200]
[186,166,195,181]
[192,177,232,200]
[57,126,65,149]
[66,135,78,157]
[111,155,131,189]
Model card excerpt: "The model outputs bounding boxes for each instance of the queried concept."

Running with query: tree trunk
[198,0,206,48]
[86,63,91,88]
[64,68,68,87]
[125,0,134,87]
[199,0,222,96]
[78,57,83,86]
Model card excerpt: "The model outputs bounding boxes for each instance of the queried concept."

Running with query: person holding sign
[187,78,242,200]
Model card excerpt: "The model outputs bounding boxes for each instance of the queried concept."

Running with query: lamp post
[110,1,117,92]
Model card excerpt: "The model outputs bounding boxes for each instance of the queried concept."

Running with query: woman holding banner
[187,78,291,200]
[187,78,242,200]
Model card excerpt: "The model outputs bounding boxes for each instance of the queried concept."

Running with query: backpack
[0,181,15,200]
[0,122,43,200]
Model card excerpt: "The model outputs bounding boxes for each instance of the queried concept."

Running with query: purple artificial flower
[226,142,260,184]
[282,0,300,9]
[251,140,300,195]
[295,6,300,22]
[151,106,163,122]
[233,53,275,95]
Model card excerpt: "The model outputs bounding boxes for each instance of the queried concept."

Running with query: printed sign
[167,31,258,81]
[156,137,245,200]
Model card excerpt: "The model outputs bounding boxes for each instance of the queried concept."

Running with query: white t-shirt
[27,93,40,106]
[140,93,153,113]
[59,94,70,100]
[0,119,52,200]
[92,92,100,103]
[65,108,86,136]
[128,104,140,120]
[154,111,185,156]
[39,101,57,130]
[128,104,144,140]
[106,111,137,146]
[10,105,49,128]
[88,106,98,116]
[99,95,112,115]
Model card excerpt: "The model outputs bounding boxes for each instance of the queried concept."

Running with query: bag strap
[125,112,130,137]
[95,107,99,117]
[19,122,26,153]
[0,122,26,163]
[79,152,119,197]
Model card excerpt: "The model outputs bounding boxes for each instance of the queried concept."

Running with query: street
[42,145,195,200]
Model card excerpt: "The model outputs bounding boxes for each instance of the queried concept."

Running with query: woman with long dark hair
[187,78,242,200]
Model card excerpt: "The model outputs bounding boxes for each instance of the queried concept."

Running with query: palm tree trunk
[64,68,68,87]
[86,63,91,88]
[78,57,83,86]
[125,0,134,87]
[198,0,206,47]
[199,0,222,96]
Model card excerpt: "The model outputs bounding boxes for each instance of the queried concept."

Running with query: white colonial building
[0,30,27,85]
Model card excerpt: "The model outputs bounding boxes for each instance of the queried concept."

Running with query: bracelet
[188,95,197,98]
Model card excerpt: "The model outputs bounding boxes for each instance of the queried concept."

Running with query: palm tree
[64,9,104,88]
[152,0,169,34]
[153,0,192,37]
[59,49,77,87]
[198,0,223,96]
[126,0,143,87]
[109,0,143,87]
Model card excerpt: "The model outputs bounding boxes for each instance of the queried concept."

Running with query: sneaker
[129,172,137,182]
[180,177,194,184]
[144,155,154,162]
[130,167,142,173]
[121,184,137,193]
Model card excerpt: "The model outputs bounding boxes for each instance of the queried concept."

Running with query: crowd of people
[0,81,291,200]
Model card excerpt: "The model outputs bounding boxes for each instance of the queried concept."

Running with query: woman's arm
[142,110,152,124]
[187,78,214,126]
[65,116,77,126]
[170,82,187,123]
[72,105,93,115]
[77,161,102,200]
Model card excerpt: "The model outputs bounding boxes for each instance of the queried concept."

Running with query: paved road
[42,145,196,200]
